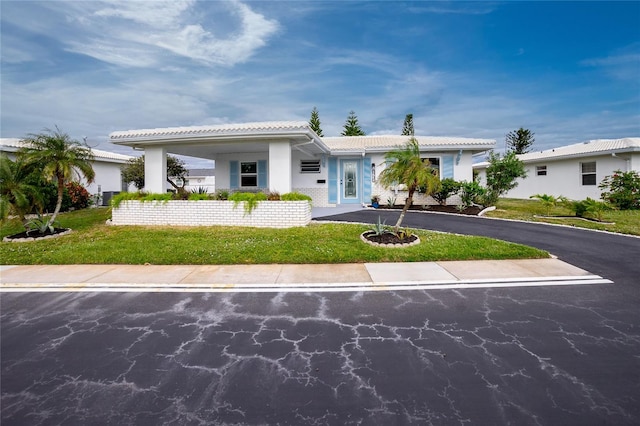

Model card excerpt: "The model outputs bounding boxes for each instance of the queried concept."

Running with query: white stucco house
[0,138,135,204]
[110,121,495,208]
[473,138,640,200]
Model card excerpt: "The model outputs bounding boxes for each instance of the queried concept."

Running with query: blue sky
[1,0,639,164]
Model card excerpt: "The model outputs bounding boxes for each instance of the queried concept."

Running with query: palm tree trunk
[48,177,64,228]
[395,187,415,232]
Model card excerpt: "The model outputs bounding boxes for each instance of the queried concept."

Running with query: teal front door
[340,159,360,204]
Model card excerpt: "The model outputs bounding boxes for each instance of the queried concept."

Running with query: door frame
[339,158,361,204]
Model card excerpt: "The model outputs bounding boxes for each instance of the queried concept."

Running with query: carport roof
[110,121,330,158]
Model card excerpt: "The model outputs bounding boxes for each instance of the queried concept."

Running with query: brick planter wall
[111,200,311,228]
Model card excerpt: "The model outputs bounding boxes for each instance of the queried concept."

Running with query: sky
[1,0,639,166]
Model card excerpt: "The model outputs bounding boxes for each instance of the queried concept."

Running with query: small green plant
[229,192,268,215]
[190,186,209,195]
[110,192,145,208]
[214,189,230,200]
[188,193,211,201]
[26,213,58,235]
[141,193,173,203]
[370,216,388,235]
[432,178,462,206]
[395,227,413,240]
[530,194,565,216]
[583,197,612,221]
[386,196,396,207]
[562,198,588,218]
[281,192,312,202]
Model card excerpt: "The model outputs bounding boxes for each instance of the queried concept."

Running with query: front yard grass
[485,198,640,236]
[0,208,547,265]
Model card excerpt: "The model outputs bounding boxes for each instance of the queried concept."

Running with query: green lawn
[0,208,548,265]
[485,198,640,236]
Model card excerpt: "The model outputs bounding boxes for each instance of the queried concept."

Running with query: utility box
[102,191,120,206]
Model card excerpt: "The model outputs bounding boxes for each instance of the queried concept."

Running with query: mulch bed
[374,205,483,216]
[3,228,72,242]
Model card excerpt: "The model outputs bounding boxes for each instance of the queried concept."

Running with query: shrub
[214,189,230,200]
[483,151,527,206]
[188,193,211,201]
[460,181,486,208]
[432,178,461,206]
[65,182,91,209]
[229,192,268,214]
[281,192,312,202]
[267,191,281,201]
[599,170,640,210]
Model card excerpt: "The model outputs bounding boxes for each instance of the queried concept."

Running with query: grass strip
[1,208,548,265]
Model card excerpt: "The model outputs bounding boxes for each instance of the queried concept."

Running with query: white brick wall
[293,187,331,207]
[111,200,311,228]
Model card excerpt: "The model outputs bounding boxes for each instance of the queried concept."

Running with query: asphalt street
[1,211,639,425]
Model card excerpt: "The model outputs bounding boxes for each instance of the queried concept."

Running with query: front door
[340,160,360,203]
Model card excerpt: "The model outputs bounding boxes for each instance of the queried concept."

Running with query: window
[300,160,321,173]
[536,166,547,176]
[581,162,596,185]
[241,162,258,187]
[422,157,440,177]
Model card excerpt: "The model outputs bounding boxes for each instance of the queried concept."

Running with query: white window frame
[581,162,596,186]
[240,161,258,187]
[421,156,441,178]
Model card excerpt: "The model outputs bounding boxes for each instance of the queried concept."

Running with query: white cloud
[62,0,279,67]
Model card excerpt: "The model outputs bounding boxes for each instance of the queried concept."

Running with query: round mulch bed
[361,231,420,248]
[3,228,72,243]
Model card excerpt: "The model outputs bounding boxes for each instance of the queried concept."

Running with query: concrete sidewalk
[0,258,612,293]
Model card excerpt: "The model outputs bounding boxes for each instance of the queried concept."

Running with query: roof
[474,137,640,168]
[109,121,330,157]
[187,168,215,176]
[0,138,134,163]
[110,121,316,141]
[322,135,495,153]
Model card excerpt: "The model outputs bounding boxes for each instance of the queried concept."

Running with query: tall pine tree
[402,113,414,136]
[309,107,323,136]
[505,128,535,154]
[341,110,366,136]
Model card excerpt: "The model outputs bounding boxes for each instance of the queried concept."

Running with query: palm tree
[379,138,441,231]
[18,128,95,228]
[0,154,42,225]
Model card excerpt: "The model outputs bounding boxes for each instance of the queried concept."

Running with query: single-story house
[473,138,640,200]
[110,121,496,208]
[182,169,216,193]
[1,138,135,203]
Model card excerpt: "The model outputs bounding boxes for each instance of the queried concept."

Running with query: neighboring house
[1,138,135,204]
[182,169,216,193]
[110,121,495,207]
[473,138,640,200]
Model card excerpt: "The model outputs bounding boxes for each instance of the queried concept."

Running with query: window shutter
[328,157,337,203]
[258,160,268,188]
[442,155,454,179]
[230,161,239,189]
[363,157,372,201]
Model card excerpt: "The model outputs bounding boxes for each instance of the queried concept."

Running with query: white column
[144,146,167,193]
[269,141,291,193]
